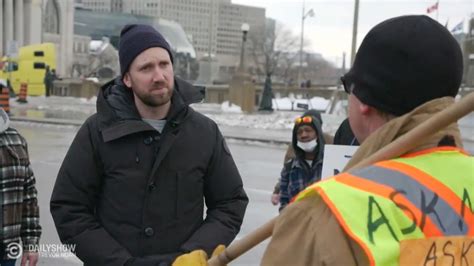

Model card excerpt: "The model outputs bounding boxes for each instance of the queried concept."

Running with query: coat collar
[97,76,203,142]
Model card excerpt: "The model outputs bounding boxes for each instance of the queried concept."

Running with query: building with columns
[42,0,75,76]
[79,0,265,76]
[0,0,74,76]
[0,0,42,56]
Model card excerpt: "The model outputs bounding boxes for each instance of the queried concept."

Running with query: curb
[11,117,83,127]
[10,116,290,145]
[221,134,290,145]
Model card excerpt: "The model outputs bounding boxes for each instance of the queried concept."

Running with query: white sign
[321,144,359,180]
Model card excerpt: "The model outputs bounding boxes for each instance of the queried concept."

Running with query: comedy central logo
[6,242,23,259]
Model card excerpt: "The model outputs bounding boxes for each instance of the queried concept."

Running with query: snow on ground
[7,95,474,153]
[221,101,242,113]
[10,96,347,135]
[270,97,329,112]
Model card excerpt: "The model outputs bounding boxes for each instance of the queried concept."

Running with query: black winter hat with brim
[344,15,463,116]
[119,24,174,77]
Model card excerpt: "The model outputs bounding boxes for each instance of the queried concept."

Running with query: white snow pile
[221,101,242,113]
[10,96,347,134]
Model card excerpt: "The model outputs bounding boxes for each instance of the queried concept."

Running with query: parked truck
[0,43,57,96]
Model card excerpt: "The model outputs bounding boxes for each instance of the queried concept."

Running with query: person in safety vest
[261,15,473,266]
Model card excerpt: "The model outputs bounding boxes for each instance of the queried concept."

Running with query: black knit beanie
[119,24,173,77]
[344,15,463,116]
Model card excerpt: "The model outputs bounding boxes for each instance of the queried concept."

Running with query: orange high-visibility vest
[294,147,474,266]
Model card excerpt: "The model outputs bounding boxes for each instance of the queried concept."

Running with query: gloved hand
[125,252,180,266]
[172,250,207,266]
[172,245,226,266]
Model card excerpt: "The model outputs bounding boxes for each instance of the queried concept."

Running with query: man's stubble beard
[137,89,172,107]
[131,78,174,108]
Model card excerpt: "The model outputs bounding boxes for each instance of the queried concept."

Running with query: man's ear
[123,73,132,88]
[359,101,372,116]
[358,102,372,115]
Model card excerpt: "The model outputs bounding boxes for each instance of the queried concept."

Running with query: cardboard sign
[399,237,473,266]
[321,144,359,180]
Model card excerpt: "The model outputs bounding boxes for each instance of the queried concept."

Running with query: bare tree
[248,21,299,82]
[304,55,340,85]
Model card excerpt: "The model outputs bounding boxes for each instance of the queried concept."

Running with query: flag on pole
[451,20,464,33]
[426,2,438,13]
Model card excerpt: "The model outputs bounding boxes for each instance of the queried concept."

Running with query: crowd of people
[0,14,472,266]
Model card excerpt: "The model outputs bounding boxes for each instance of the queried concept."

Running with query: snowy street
[9,95,474,153]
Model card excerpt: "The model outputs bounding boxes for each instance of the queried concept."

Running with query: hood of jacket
[291,115,325,165]
[96,76,204,141]
[0,108,10,133]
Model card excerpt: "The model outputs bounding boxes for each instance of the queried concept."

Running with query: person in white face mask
[278,114,325,211]
[271,110,334,206]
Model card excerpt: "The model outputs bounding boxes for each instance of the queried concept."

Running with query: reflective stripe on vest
[294,147,474,266]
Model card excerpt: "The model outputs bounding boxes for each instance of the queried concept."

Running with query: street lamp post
[298,0,314,88]
[239,23,250,73]
[231,23,255,113]
[350,0,360,66]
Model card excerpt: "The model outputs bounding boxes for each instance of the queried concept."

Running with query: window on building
[5,62,19,72]
[33,62,46,69]
[44,0,60,34]
[34,51,45,57]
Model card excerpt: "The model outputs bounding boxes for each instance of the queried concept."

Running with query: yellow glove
[211,244,225,258]
[172,249,208,266]
[172,245,226,266]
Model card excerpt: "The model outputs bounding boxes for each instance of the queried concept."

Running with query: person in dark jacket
[279,112,325,210]
[50,24,248,266]
[43,66,56,97]
[333,118,359,146]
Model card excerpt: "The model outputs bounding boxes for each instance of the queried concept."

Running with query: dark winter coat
[333,118,359,146]
[50,77,248,266]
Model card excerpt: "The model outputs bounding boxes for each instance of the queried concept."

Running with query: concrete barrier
[205,83,346,106]
[50,78,347,110]
[51,79,103,98]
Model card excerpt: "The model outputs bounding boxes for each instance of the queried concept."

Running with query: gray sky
[232,0,473,66]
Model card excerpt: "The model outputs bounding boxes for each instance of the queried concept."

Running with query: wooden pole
[208,92,474,266]
[208,217,277,266]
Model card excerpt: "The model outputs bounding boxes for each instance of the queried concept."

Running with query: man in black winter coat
[50,24,248,266]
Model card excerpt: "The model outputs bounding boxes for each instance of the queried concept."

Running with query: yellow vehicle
[0,43,57,96]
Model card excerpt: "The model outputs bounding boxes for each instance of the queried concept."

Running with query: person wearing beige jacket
[262,15,472,266]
